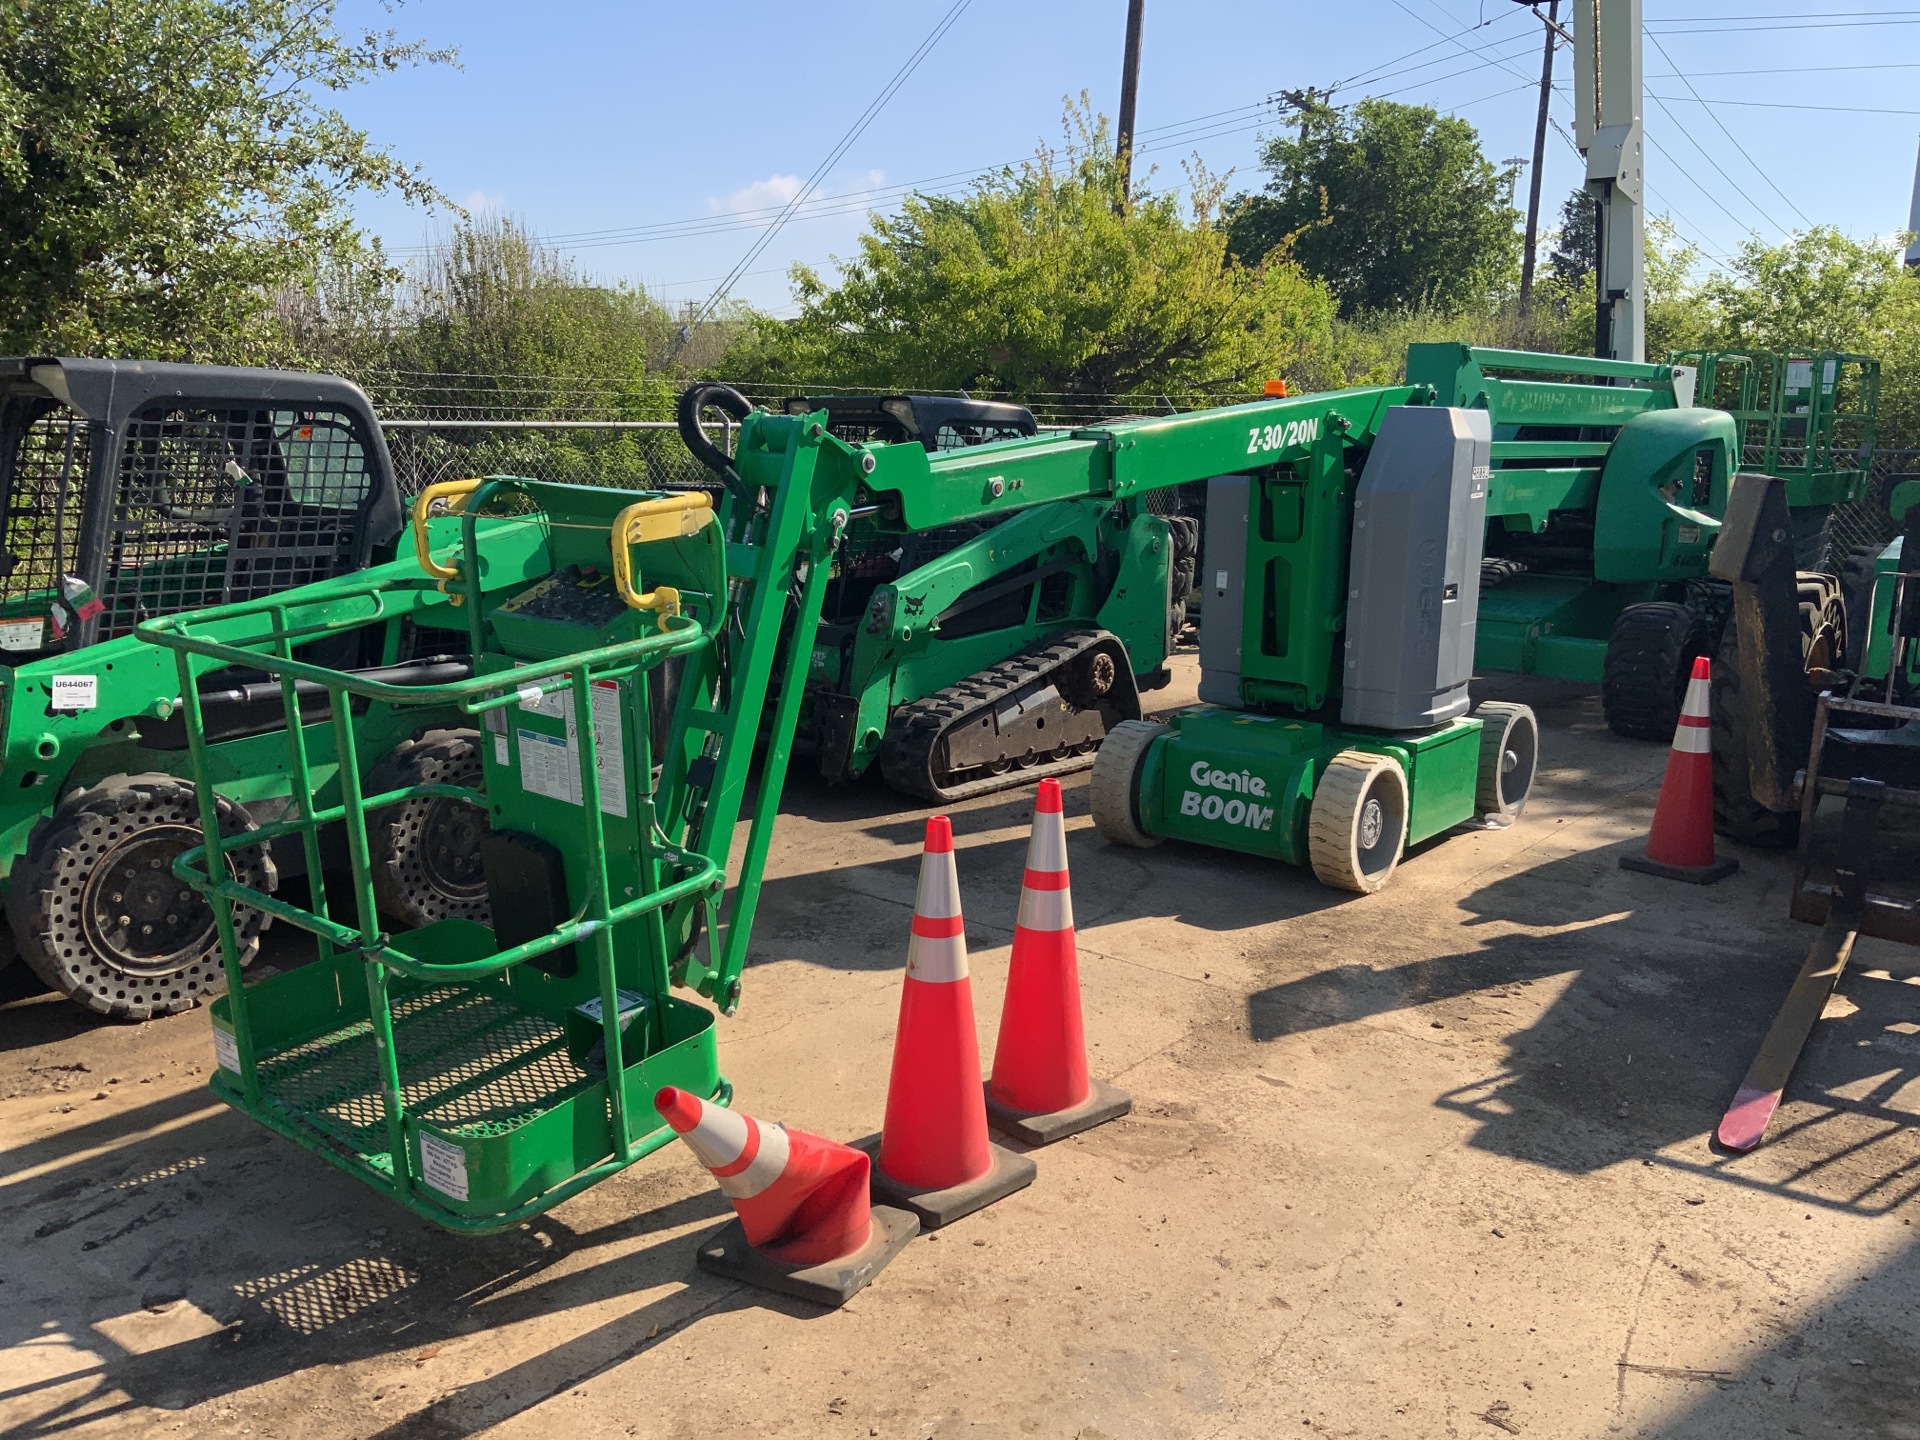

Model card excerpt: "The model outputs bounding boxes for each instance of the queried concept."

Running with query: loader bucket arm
[1708,472,1813,812]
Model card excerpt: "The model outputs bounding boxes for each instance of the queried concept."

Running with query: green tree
[1227,99,1522,316]
[1546,189,1596,289]
[728,103,1336,401]
[0,0,450,361]
[1702,226,1908,354]
[382,216,678,417]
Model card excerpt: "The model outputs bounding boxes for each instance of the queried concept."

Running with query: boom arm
[839,386,1422,532]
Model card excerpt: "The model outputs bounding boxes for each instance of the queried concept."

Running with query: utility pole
[1116,0,1146,207]
[1574,0,1645,362]
[1273,86,1337,141]
[1516,0,1562,316]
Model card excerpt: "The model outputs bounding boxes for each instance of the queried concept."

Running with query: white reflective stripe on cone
[1016,884,1074,933]
[677,1100,753,1173]
[715,1120,792,1200]
[914,850,962,920]
[1024,812,1070,875]
[1672,724,1711,755]
[1681,676,1711,718]
[906,929,969,984]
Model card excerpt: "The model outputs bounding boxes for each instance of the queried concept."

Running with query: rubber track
[879,628,1133,803]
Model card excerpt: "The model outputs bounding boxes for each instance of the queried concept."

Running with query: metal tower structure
[1574,0,1645,363]
[1905,137,1919,269]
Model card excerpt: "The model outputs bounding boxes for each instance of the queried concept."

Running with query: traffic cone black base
[853,1134,1036,1230]
[1618,852,1738,885]
[985,1076,1133,1147]
[696,1204,920,1308]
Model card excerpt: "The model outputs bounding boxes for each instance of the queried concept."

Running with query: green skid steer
[0,358,486,1018]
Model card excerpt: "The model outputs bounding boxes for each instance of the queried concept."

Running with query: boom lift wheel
[1308,752,1409,894]
[1602,602,1710,741]
[6,775,275,1019]
[1090,719,1166,849]
[1472,702,1540,823]
[369,729,492,927]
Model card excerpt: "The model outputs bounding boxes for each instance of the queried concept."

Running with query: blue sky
[335,1,1920,315]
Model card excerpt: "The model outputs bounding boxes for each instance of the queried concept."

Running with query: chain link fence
[1832,447,1919,567]
[379,419,719,497]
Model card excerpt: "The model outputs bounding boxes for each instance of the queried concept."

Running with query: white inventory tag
[493,734,510,767]
[211,1026,239,1073]
[50,674,97,710]
[0,619,43,651]
[516,686,569,718]
[417,1132,470,1201]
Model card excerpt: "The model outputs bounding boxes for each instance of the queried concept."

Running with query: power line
[1333,5,1533,89]
[1647,62,1920,76]
[1645,16,1920,30]
[1643,130,1760,237]
[1390,0,1539,88]
[685,0,973,328]
[1649,95,1920,115]
[1648,7,1920,18]
[1648,31,1806,228]
[1646,92,1784,233]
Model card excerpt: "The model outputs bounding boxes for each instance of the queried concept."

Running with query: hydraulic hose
[675,383,756,502]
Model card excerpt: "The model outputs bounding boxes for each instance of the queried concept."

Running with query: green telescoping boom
[143,379,1532,1230]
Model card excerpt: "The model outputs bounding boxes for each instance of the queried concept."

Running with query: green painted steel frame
[138,452,864,1228]
[1674,348,1880,507]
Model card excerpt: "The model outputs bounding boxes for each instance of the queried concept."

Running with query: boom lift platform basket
[139,475,809,1231]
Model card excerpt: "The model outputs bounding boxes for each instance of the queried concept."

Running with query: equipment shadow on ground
[1243,830,1920,1216]
[0,1088,798,1440]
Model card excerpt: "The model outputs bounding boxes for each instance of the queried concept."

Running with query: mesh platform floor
[257,987,597,1156]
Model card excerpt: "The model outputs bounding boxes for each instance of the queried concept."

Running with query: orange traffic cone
[985,779,1132,1145]
[656,1086,918,1306]
[1620,656,1739,884]
[863,816,1036,1229]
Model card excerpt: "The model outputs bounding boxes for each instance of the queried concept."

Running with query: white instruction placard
[211,1026,239,1074]
[517,727,578,805]
[417,1132,470,1201]
[591,680,627,819]
[50,674,97,710]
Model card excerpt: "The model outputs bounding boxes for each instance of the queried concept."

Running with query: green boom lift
[1409,344,1877,745]
[143,380,1534,1228]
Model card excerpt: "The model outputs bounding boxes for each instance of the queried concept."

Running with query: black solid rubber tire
[5,775,275,1020]
[368,729,492,929]
[1840,542,1884,672]
[1602,602,1709,741]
